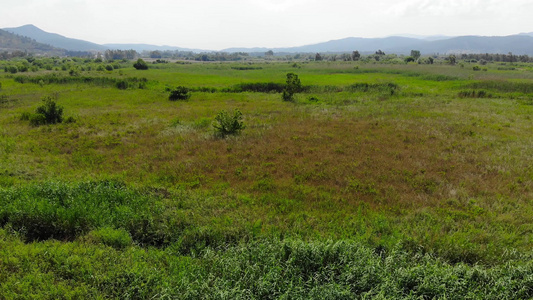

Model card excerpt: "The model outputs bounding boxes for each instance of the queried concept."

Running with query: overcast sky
[1,0,532,50]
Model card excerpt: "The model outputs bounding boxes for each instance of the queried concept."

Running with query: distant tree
[315,53,322,61]
[133,59,148,70]
[427,57,434,64]
[410,50,421,61]
[351,51,361,61]
[265,50,274,56]
[282,73,301,102]
[447,55,456,65]
[375,50,385,55]
[404,56,415,63]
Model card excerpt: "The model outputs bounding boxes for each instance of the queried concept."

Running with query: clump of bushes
[213,109,245,138]
[133,59,148,70]
[169,86,191,101]
[19,96,75,126]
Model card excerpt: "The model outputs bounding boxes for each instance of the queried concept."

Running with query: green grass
[1,58,532,297]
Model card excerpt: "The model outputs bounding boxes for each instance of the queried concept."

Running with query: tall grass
[1,235,532,298]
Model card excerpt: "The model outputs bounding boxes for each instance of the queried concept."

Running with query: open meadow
[0,57,532,298]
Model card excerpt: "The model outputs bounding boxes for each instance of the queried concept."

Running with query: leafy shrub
[169,86,190,101]
[35,96,63,124]
[213,109,245,138]
[105,64,114,71]
[282,73,302,102]
[116,80,129,90]
[133,59,148,70]
[473,65,481,71]
[6,66,18,74]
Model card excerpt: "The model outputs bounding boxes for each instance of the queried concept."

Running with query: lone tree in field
[282,73,302,102]
[351,51,361,61]
[410,50,421,61]
[133,59,148,70]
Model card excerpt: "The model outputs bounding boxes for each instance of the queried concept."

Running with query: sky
[1,0,532,50]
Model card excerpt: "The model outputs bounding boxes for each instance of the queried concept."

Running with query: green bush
[169,86,190,101]
[213,109,245,138]
[282,73,302,102]
[35,96,63,125]
[133,59,148,70]
[116,80,129,90]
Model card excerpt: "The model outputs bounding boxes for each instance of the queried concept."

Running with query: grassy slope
[0,60,532,298]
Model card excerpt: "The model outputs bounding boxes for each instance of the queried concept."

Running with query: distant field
[0,58,532,298]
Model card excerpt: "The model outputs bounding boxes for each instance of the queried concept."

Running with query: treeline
[458,53,532,63]
[104,49,137,60]
[142,50,251,61]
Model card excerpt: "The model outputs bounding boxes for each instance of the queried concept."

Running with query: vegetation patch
[14,73,149,89]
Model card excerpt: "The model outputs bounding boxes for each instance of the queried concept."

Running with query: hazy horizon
[1,0,532,50]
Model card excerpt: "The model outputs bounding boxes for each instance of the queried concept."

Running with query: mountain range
[2,24,533,55]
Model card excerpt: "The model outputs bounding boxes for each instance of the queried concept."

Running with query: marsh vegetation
[0,56,532,298]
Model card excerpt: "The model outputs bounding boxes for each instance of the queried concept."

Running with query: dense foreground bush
[1,233,532,299]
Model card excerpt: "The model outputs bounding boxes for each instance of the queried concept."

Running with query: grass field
[1,58,532,298]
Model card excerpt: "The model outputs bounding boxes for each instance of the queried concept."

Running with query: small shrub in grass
[35,96,63,124]
[116,80,129,90]
[169,86,191,101]
[213,109,245,138]
[86,227,132,249]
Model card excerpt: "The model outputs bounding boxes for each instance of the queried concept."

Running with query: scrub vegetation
[0,56,532,298]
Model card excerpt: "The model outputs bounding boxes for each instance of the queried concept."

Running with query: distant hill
[103,43,205,53]
[412,35,533,55]
[3,24,106,52]
[223,35,533,55]
[0,28,64,54]
[519,32,533,37]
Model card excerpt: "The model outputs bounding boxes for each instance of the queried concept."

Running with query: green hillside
[0,28,63,55]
